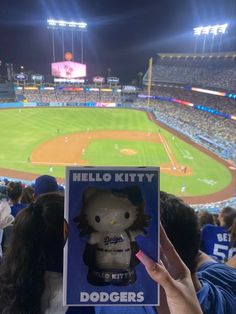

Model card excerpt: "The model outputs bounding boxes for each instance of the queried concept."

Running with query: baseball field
[0,107,235,203]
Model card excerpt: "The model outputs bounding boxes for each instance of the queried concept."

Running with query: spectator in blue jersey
[200,206,236,262]
[7,181,28,217]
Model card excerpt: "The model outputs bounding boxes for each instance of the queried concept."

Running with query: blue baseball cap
[34,175,59,197]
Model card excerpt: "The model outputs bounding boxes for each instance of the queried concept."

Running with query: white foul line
[158,133,176,167]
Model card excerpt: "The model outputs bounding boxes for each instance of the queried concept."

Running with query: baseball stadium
[1,1,236,312]
[0,21,236,213]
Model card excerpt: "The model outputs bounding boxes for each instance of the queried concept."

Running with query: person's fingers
[136,250,175,290]
[160,245,169,269]
[136,250,203,314]
[136,250,157,269]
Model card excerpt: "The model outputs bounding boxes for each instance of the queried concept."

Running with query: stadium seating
[19,88,122,105]
[143,53,236,90]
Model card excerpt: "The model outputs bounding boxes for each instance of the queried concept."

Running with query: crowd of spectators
[0,175,63,258]
[136,96,236,161]
[1,176,236,313]
[19,89,122,104]
[143,55,236,90]
[154,85,236,116]
[192,197,236,214]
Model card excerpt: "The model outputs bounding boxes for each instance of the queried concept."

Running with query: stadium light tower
[193,23,228,54]
[218,23,228,52]
[47,19,87,63]
[193,26,202,54]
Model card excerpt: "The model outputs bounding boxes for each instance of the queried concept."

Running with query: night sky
[0,0,235,83]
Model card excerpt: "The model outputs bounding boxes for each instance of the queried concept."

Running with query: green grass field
[0,107,232,196]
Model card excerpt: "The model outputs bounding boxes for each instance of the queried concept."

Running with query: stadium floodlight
[47,19,57,26]
[47,19,87,30]
[193,27,203,36]
[76,22,87,29]
[218,23,228,34]
[202,26,211,35]
[58,20,67,27]
[47,18,87,64]
[210,25,219,36]
[193,23,229,54]
[193,23,228,36]
[69,22,77,28]
[193,23,229,53]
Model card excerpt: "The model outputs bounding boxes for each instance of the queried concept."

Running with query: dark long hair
[230,217,236,246]
[221,206,236,246]
[160,191,200,273]
[0,193,64,314]
[20,186,34,204]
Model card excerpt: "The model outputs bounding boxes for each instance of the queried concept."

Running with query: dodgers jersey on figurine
[74,186,150,286]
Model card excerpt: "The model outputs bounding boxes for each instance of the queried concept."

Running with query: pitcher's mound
[120,148,138,156]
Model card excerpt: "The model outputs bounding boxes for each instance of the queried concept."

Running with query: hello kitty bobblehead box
[64,167,160,306]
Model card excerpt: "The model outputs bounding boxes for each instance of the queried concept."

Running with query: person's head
[34,175,59,198]
[230,213,236,246]
[218,206,236,228]
[20,186,34,204]
[160,191,200,273]
[212,213,220,226]
[7,181,23,203]
[198,210,214,228]
[219,207,236,246]
[0,192,64,313]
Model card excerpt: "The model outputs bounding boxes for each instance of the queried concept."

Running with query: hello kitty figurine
[74,186,150,285]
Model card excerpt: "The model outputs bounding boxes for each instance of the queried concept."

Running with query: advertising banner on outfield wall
[31,74,44,82]
[107,77,120,84]
[14,73,28,81]
[122,85,137,93]
[93,76,105,83]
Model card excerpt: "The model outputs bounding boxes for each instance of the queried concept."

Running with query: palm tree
[138,72,143,88]
[107,68,111,78]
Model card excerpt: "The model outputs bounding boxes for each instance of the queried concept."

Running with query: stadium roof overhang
[157,52,236,59]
